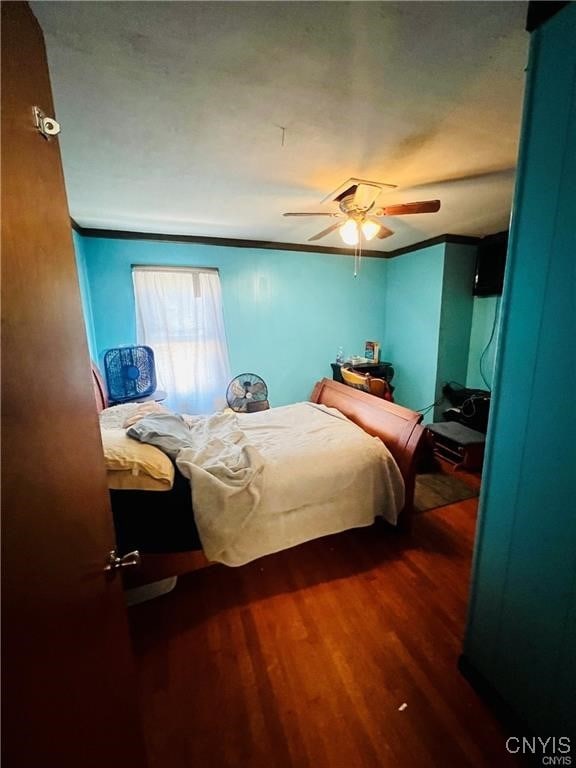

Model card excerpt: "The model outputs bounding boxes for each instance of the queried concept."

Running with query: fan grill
[226,373,269,413]
[104,346,156,403]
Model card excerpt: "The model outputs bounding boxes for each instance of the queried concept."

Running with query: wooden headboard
[91,363,108,412]
[310,378,425,515]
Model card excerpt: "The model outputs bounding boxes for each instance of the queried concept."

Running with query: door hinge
[33,106,61,139]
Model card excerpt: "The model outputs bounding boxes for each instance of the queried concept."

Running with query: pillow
[121,402,169,428]
[99,402,169,430]
[100,428,174,490]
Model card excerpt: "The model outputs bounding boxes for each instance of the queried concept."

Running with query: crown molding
[70,220,481,259]
[70,221,387,258]
[383,233,480,258]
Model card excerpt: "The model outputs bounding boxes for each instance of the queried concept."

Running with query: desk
[331,362,395,385]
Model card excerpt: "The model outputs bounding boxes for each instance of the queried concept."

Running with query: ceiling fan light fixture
[361,219,380,241]
[340,219,359,246]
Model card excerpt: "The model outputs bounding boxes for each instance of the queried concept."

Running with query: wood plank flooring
[129,492,522,768]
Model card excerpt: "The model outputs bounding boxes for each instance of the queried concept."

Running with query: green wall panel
[464,4,576,735]
[466,296,501,391]
[435,243,476,419]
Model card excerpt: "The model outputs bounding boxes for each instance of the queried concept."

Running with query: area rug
[414,472,479,513]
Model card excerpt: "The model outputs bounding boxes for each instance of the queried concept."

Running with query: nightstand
[426,422,486,471]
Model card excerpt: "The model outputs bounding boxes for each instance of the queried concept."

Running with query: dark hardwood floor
[129,487,522,767]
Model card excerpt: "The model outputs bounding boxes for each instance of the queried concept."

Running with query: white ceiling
[33,1,528,252]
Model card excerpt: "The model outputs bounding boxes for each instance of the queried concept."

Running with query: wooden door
[1,4,148,766]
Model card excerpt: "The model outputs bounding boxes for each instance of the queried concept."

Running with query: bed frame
[92,366,425,585]
[92,363,108,412]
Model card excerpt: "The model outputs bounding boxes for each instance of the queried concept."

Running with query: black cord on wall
[416,395,445,416]
[479,297,501,391]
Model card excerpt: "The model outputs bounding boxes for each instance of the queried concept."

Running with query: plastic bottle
[336,346,344,364]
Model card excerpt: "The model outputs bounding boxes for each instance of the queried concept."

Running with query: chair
[366,377,391,399]
[340,366,393,401]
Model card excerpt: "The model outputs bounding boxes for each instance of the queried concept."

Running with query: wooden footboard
[310,378,425,516]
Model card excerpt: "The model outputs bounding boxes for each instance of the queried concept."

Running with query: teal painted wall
[466,296,501,390]
[81,236,388,407]
[383,242,476,423]
[465,3,576,736]
[72,230,97,359]
[79,234,481,420]
[383,244,445,421]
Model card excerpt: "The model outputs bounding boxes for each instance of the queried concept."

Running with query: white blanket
[175,402,404,566]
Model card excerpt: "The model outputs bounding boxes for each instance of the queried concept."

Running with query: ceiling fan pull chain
[353,229,364,277]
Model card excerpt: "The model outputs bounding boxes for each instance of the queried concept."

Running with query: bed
[92,365,425,582]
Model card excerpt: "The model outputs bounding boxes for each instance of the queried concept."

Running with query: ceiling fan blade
[376,224,395,239]
[380,200,441,216]
[308,222,343,242]
[283,212,341,217]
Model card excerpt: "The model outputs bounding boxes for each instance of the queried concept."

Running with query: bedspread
[172,402,404,566]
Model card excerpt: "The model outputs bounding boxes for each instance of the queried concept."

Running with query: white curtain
[133,267,231,414]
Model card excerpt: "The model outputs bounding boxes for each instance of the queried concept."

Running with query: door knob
[33,106,61,139]
[105,548,141,572]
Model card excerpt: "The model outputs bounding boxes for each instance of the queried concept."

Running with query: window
[133,267,231,414]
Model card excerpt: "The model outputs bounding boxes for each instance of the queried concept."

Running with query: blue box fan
[103,346,157,403]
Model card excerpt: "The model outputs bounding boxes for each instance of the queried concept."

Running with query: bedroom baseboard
[458,654,534,738]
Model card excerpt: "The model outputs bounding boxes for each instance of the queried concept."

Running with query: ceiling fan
[283,178,441,246]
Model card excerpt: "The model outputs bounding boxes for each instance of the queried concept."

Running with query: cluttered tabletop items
[332,341,395,401]
[332,341,395,388]
[336,340,381,366]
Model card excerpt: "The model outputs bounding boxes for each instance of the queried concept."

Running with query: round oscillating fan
[104,345,157,403]
[226,373,269,413]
